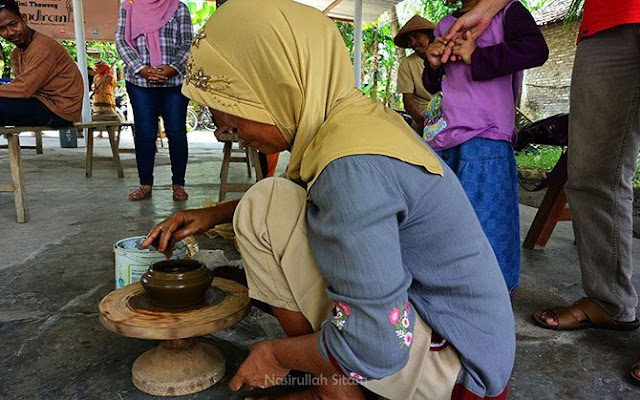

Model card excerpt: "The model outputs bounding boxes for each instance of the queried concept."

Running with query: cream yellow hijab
[182,0,442,188]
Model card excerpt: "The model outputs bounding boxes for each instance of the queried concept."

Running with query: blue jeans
[126,83,189,186]
[0,97,70,127]
[438,138,521,291]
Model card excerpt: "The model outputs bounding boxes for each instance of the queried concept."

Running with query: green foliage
[396,0,459,26]
[85,42,120,66]
[0,41,14,78]
[336,21,354,60]
[563,0,584,27]
[520,0,551,11]
[517,145,640,188]
[515,145,563,171]
[60,40,77,60]
[185,0,217,31]
[421,1,460,23]
[365,23,401,106]
[635,157,640,189]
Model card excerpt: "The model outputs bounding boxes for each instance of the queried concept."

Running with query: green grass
[515,145,563,171]
[516,145,640,188]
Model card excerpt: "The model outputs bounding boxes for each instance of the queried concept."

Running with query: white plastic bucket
[113,236,188,289]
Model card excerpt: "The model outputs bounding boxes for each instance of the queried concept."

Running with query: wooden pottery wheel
[99,278,250,396]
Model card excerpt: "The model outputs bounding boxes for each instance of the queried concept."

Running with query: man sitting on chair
[0,0,83,127]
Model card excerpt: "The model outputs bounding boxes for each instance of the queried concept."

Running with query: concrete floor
[1,132,640,399]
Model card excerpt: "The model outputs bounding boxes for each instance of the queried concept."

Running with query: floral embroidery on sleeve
[349,371,365,381]
[330,301,351,331]
[389,302,413,348]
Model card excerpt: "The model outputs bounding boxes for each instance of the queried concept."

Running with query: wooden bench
[0,131,28,222]
[1,121,133,223]
[216,131,263,201]
[0,127,43,153]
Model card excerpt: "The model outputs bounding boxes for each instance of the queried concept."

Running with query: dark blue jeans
[126,82,189,186]
[0,97,71,127]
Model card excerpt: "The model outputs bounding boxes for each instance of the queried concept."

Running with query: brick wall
[520,22,579,121]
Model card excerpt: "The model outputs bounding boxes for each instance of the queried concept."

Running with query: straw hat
[394,15,436,48]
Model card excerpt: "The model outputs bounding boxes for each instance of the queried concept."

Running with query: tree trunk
[389,6,406,62]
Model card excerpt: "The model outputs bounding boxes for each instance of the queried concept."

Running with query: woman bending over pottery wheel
[143,0,514,398]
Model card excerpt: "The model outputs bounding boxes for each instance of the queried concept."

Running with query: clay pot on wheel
[141,260,213,309]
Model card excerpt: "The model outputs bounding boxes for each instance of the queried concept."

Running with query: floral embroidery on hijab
[330,301,351,331]
[389,302,412,348]
[185,60,231,93]
[186,65,211,89]
[192,28,207,48]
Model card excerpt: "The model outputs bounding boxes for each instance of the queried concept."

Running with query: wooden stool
[0,132,28,223]
[230,141,253,178]
[217,131,263,201]
[523,152,571,250]
[78,121,134,178]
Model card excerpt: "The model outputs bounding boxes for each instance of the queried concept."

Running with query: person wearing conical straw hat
[143,0,514,398]
[394,15,436,131]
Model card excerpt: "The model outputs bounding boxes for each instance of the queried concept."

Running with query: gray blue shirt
[307,155,515,397]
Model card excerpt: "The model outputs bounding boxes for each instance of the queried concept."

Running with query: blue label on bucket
[129,263,149,285]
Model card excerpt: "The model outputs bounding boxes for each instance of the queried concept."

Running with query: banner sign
[17,0,120,41]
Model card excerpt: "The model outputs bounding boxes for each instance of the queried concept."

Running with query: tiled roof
[531,0,573,26]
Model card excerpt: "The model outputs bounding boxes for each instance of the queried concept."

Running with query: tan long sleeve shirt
[0,31,84,122]
[396,53,432,117]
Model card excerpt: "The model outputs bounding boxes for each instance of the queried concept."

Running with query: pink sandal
[128,186,152,201]
[172,185,188,201]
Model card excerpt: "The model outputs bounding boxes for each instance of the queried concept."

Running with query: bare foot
[536,306,589,328]
[632,362,640,383]
[249,381,366,400]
